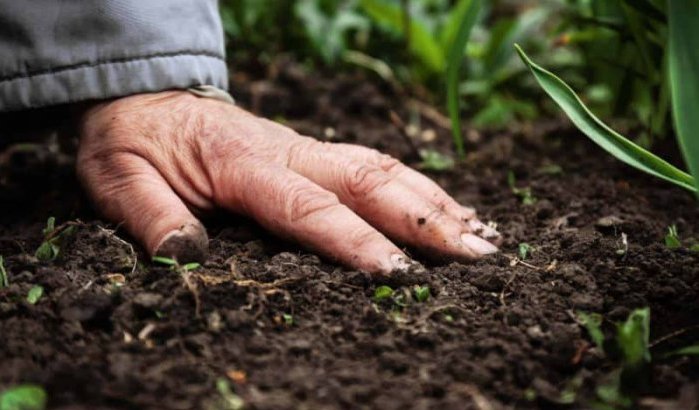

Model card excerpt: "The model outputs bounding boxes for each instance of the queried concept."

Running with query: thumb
[78,153,208,263]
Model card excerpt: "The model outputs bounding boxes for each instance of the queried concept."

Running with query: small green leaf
[690,244,699,252]
[518,243,533,260]
[418,149,454,171]
[666,344,699,357]
[34,242,58,262]
[617,307,651,366]
[0,385,47,410]
[215,378,244,410]
[152,256,177,266]
[43,217,55,236]
[0,256,8,288]
[515,44,697,193]
[577,311,606,354]
[664,225,682,249]
[413,285,430,302]
[182,262,201,271]
[373,285,394,301]
[282,313,294,326]
[26,286,43,305]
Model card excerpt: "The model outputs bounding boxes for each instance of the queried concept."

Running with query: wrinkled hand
[77,91,500,274]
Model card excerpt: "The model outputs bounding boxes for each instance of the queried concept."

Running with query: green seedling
[418,149,454,171]
[35,217,75,262]
[518,243,533,260]
[577,311,605,354]
[537,164,564,176]
[213,378,244,410]
[0,384,47,410]
[507,171,537,205]
[413,285,430,302]
[282,313,294,326]
[664,225,681,249]
[0,256,8,288]
[373,285,394,302]
[26,286,43,305]
[152,256,201,272]
[577,308,651,409]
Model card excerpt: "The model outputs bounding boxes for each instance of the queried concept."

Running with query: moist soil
[1,61,698,410]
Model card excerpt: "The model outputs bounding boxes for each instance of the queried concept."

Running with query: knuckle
[345,164,390,198]
[374,152,401,172]
[286,183,340,223]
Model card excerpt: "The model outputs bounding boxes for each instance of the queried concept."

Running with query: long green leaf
[515,44,697,193]
[445,0,481,159]
[359,0,444,73]
[668,0,699,194]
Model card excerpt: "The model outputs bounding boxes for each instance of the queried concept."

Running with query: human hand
[77,91,501,274]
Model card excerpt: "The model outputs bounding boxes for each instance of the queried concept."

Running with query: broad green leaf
[515,44,697,193]
[0,385,47,410]
[359,0,444,73]
[668,0,699,194]
[445,0,480,158]
[616,307,651,366]
[26,286,43,305]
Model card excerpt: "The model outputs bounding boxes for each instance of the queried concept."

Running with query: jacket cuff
[0,52,228,112]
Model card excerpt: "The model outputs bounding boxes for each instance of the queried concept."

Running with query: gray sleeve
[0,0,228,112]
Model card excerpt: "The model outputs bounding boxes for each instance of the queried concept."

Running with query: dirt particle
[417,217,426,225]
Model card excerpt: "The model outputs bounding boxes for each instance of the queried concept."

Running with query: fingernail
[461,233,498,255]
[390,253,424,272]
[467,219,501,242]
[155,222,209,263]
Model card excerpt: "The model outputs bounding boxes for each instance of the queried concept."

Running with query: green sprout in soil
[373,285,394,302]
[507,171,537,205]
[418,149,454,172]
[664,225,681,249]
[152,256,201,272]
[575,308,652,409]
[518,243,533,260]
[0,256,8,288]
[35,217,76,262]
[0,384,47,410]
[211,378,244,410]
[26,286,43,305]
[282,313,294,326]
[413,285,430,302]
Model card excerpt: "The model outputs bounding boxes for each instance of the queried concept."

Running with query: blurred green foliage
[219,0,677,139]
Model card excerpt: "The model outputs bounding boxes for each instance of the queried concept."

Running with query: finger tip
[461,233,499,256]
[154,222,209,264]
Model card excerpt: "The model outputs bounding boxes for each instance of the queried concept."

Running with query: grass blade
[515,44,696,193]
[445,0,481,159]
[359,0,444,73]
[668,0,699,194]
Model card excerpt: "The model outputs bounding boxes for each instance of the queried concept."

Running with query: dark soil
[1,61,698,410]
